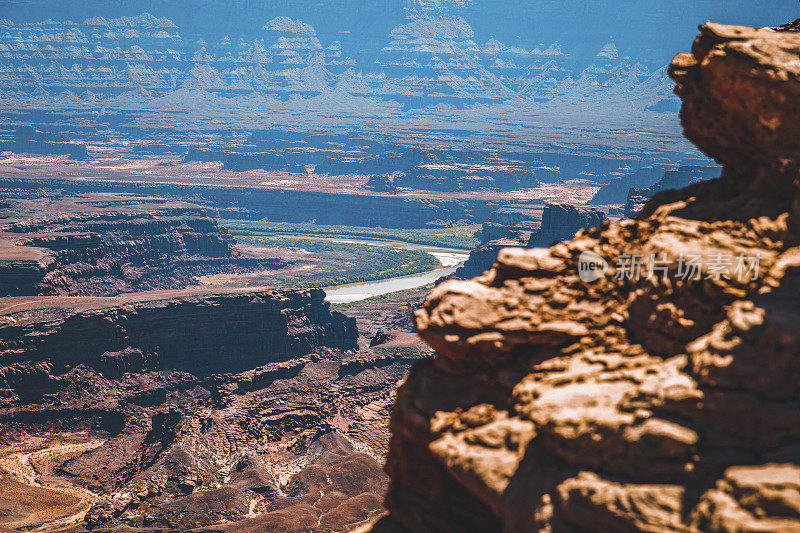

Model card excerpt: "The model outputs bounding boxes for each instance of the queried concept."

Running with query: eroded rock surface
[373,23,800,532]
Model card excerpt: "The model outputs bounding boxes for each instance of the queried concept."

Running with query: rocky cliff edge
[367,22,800,533]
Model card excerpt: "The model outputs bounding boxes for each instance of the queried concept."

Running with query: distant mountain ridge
[0,12,672,105]
[3,1,795,60]
[0,1,795,145]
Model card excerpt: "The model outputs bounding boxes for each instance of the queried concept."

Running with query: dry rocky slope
[368,22,800,532]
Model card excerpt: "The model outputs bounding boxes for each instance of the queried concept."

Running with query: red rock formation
[456,204,606,281]
[369,23,800,532]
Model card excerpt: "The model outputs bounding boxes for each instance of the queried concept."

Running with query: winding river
[323,239,469,304]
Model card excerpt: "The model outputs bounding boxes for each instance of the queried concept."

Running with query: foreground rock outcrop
[372,22,800,532]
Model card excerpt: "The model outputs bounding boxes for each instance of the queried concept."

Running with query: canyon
[0,284,433,531]
[0,3,796,533]
[0,185,436,531]
[0,1,791,145]
[0,3,684,141]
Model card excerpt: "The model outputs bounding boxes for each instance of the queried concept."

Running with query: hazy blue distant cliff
[3,0,793,61]
[0,0,796,145]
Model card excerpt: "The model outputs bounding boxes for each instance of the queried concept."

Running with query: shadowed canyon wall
[0,286,432,531]
[456,203,607,280]
[0,288,357,403]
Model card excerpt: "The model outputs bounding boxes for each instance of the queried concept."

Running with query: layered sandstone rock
[0,203,229,296]
[0,195,291,296]
[0,7,673,116]
[372,23,800,532]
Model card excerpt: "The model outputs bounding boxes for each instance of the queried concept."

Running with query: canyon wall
[368,22,800,532]
[0,288,357,403]
[0,7,675,112]
[0,195,291,296]
[456,203,606,280]
[7,2,789,157]
[0,176,531,229]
